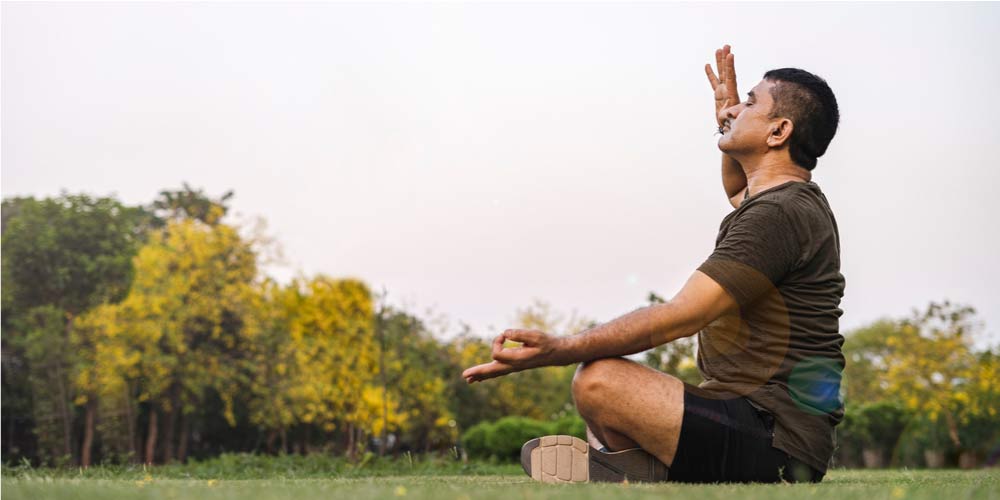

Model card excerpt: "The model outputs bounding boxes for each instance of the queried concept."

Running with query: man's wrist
[550,335,580,367]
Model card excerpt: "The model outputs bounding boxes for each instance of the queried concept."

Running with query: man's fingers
[725,53,740,104]
[462,361,514,383]
[705,64,720,89]
[491,334,505,357]
[461,361,493,379]
[715,48,725,82]
[493,345,537,364]
[502,329,540,344]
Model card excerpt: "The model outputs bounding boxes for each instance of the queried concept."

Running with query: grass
[2,455,998,500]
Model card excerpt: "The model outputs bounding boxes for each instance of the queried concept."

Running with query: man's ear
[766,118,794,148]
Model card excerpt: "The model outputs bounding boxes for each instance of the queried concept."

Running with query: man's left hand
[462,329,562,383]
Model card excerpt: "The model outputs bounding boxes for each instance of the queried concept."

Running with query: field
[2,458,998,500]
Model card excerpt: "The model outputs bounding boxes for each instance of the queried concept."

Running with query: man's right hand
[705,44,740,128]
[461,329,563,383]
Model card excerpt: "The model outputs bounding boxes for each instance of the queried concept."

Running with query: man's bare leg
[573,357,685,467]
[585,423,639,451]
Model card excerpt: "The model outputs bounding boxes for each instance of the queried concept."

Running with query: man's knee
[572,357,630,408]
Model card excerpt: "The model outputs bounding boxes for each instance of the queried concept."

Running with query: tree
[883,301,980,450]
[150,183,233,226]
[841,319,899,405]
[107,218,258,463]
[281,276,377,456]
[377,308,453,453]
[1,194,149,465]
[72,303,143,463]
[955,350,1000,459]
[1,195,148,316]
[243,279,300,453]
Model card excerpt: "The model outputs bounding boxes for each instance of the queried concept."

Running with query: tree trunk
[80,397,97,467]
[378,307,388,457]
[959,451,979,469]
[924,449,945,468]
[944,411,962,448]
[862,448,884,468]
[266,429,277,454]
[346,423,356,459]
[303,426,312,455]
[59,314,76,464]
[177,413,190,463]
[124,383,137,463]
[145,409,158,465]
[54,365,74,462]
[280,427,288,454]
[163,391,178,463]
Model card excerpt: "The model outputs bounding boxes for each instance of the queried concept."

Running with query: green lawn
[3,469,998,500]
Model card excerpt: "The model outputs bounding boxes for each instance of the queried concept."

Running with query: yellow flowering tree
[112,218,257,463]
[243,279,300,452]
[282,276,377,455]
[883,301,979,450]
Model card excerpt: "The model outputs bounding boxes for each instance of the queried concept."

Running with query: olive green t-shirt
[695,180,846,474]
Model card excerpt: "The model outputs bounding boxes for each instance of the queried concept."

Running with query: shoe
[520,435,669,484]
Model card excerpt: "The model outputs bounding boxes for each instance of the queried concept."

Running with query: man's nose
[718,102,742,125]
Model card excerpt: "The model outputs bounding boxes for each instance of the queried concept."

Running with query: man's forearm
[722,153,746,198]
[553,301,702,365]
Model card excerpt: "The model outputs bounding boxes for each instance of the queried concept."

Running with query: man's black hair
[762,68,839,171]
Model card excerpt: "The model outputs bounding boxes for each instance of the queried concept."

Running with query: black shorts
[668,384,824,483]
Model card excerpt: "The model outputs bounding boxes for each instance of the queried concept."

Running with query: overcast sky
[3,2,999,347]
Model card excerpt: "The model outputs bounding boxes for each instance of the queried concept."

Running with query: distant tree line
[835,302,999,468]
[2,187,996,469]
[1,186,593,466]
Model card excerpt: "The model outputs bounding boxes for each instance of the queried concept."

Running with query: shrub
[853,401,911,451]
[550,414,587,439]
[460,421,495,459]
[460,414,589,461]
[486,417,553,460]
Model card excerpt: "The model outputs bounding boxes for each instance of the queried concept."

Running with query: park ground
[2,461,998,500]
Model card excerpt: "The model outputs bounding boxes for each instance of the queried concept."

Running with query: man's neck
[739,154,812,197]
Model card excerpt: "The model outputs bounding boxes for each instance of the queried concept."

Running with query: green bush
[460,414,589,461]
[853,401,911,450]
[486,417,553,461]
[550,414,587,439]
[460,421,495,459]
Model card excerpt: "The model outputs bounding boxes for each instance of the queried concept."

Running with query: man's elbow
[648,300,705,346]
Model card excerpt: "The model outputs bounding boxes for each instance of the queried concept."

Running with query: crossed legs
[572,357,686,468]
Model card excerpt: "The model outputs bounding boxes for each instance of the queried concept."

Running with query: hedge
[460,414,588,460]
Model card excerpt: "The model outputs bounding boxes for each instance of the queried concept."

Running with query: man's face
[717,79,779,156]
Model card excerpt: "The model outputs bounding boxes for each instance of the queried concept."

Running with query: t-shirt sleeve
[697,202,801,308]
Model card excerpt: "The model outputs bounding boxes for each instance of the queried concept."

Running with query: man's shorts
[668,384,825,483]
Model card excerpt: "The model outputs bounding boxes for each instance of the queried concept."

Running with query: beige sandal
[520,435,669,483]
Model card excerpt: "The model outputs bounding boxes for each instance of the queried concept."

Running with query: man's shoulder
[749,182,835,225]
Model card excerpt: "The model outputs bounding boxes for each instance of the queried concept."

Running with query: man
[462,45,845,484]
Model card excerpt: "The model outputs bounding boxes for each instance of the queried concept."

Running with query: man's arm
[462,270,739,383]
[706,45,748,209]
[722,154,747,209]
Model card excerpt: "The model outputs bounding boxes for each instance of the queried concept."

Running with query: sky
[3,2,999,347]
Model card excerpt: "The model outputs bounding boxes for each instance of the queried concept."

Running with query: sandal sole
[520,435,669,484]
